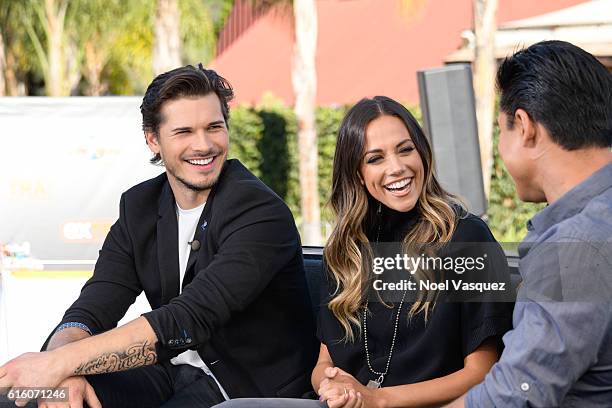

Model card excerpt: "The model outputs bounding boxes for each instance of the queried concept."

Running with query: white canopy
[446,0,612,67]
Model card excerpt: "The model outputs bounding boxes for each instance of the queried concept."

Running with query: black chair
[301,246,521,321]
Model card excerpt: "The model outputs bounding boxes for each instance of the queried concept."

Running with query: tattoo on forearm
[74,341,157,375]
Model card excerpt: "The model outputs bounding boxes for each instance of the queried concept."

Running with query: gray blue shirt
[466,163,612,407]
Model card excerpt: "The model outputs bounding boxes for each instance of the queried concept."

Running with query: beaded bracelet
[55,322,93,335]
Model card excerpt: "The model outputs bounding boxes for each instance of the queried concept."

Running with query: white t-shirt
[170,202,229,400]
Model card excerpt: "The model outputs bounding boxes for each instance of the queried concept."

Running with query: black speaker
[417,64,487,216]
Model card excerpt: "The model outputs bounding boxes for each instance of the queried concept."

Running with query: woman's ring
[344,387,348,397]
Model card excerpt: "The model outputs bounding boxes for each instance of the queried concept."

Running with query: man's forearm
[46,327,91,351]
[52,316,158,378]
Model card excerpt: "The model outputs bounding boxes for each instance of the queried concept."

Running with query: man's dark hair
[141,64,234,164]
[497,40,612,150]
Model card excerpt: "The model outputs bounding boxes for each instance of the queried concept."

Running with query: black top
[317,206,514,387]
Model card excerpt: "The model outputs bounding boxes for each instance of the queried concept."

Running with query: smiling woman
[360,114,424,214]
[311,96,513,408]
[326,96,463,331]
[213,97,514,408]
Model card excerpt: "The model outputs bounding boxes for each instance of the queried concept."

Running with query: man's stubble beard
[175,173,219,192]
[164,157,224,192]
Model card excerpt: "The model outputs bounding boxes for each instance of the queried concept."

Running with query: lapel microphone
[188,240,201,251]
[187,219,207,251]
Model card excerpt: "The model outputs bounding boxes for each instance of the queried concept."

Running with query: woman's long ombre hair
[324,96,462,342]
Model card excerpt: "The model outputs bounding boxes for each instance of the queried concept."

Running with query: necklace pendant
[367,374,384,389]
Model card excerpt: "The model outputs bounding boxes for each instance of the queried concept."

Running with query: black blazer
[46,159,318,398]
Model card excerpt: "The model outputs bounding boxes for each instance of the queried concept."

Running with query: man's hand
[0,351,69,406]
[38,376,101,408]
[318,367,381,408]
[1,317,158,406]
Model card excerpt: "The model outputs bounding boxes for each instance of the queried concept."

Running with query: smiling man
[0,65,318,407]
[446,41,612,408]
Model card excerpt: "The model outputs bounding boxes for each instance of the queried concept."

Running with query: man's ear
[145,131,160,154]
[514,109,537,148]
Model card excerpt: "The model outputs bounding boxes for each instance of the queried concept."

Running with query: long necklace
[363,290,406,389]
[363,203,407,389]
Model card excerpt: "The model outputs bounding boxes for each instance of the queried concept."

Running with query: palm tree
[472,0,498,198]
[0,19,6,96]
[21,0,75,96]
[249,0,321,245]
[153,0,182,75]
[218,0,321,244]
[291,0,321,245]
[71,0,129,95]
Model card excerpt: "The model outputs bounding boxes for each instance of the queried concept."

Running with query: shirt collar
[528,163,612,234]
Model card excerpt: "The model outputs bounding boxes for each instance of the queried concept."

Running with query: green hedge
[228,103,540,242]
[229,102,342,227]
